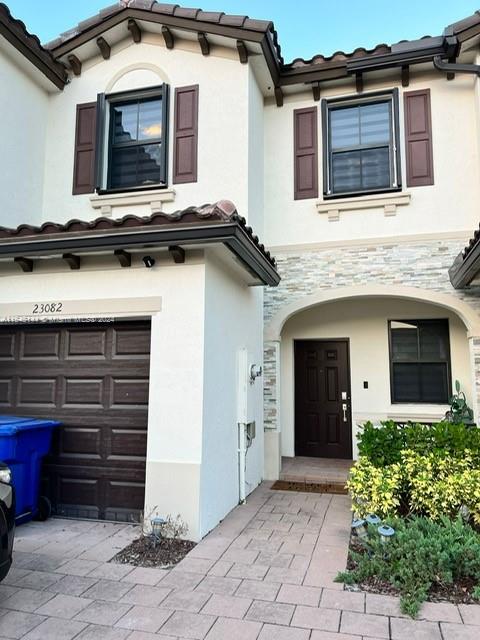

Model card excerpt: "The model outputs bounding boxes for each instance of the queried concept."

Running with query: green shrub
[336,516,480,617]
[357,421,480,468]
[348,456,403,518]
[348,450,480,524]
[351,421,480,523]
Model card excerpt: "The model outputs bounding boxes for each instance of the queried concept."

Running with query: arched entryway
[264,285,480,480]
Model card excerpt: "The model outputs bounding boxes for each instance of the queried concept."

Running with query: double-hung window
[389,319,451,404]
[97,84,169,192]
[323,90,401,198]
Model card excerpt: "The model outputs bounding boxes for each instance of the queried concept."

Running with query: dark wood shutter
[173,85,199,184]
[294,107,318,200]
[404,89,434,187]
[72,102,97,195]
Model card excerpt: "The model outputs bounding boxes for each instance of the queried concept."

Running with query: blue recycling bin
[0,415,60,524]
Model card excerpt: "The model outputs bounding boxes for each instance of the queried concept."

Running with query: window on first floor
[389,319,451,404]
[322,89,401,198]
[99,84,169,192]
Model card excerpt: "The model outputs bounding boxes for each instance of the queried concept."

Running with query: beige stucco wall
[280,297,471,460]
[264,72,480,248]
[201,252,264,535]
[0,47,48,228]
[0,247,266,540]
[41,37,253,225]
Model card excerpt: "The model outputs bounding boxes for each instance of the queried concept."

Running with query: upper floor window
[97,84,169,193]
[322,90,401,198]
[389,319,451,404]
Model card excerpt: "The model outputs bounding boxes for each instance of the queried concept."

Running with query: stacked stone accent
[263,238,480,430]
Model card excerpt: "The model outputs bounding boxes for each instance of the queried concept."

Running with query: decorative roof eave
[47,2,281,87]
[41,2,480,94]
[0,201,280,287]
[0,3,67,89]
[278,35,459,87]
[48,3,280,56]
[449,224,480,289]
[444,9,480,42]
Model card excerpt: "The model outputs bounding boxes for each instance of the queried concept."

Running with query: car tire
[36,496,52,522]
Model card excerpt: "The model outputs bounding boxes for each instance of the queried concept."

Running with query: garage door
[0,321,150,522]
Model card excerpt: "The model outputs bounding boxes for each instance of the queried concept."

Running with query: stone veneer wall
[263,238,480,431]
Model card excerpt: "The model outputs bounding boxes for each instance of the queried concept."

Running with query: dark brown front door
[0,321,150,522]
[295,339,352,459]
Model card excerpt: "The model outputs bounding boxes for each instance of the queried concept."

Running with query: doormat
[271,480,348,495]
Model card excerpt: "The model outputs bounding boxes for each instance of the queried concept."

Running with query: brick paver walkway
[1,482,479,639]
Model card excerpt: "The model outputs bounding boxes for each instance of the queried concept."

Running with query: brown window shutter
[404,89,434,187]
[173,85,199,184]
[294,106,318,200]
[72,102,97,195]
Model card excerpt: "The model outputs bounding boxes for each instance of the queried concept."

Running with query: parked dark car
[0,462,14,581]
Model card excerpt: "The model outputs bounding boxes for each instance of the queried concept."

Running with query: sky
[6,0,480,60]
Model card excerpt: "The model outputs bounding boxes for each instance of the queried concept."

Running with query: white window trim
[89,188,176,217]
[316,191,411,222]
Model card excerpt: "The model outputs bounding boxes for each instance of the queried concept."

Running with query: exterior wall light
[150,516,166,546]
[352,518,367,538]
[249,364,263,384]
[378,524,395,543]
[143,255,156,268]
[366,514,381,526]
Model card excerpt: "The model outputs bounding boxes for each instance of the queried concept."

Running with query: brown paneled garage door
[0,321,150,522]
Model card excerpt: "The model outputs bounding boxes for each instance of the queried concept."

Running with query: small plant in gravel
[336,516,480,617]
[113,511,194,568]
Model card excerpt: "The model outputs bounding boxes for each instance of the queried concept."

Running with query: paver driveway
[1,482,479,639]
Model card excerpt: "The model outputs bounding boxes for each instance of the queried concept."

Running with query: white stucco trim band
[268,230,471,254]
[0,296,162,322]
[89,189,176,216]
[316,192,411,221]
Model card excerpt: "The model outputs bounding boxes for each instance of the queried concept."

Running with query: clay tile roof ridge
[286,42,391,68]
[0,201,239,238]
[45,1,278,52]
[0,2,67,79]
[0,200,276,268]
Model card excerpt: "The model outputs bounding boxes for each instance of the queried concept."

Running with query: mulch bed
[112,535,196,569]
[271,480,348,495]
[345,536,479,605]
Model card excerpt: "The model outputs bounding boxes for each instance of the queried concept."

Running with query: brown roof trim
[449,224,480,289]
[43,2,480,90]
[0,200,279,287]
[46,1,282,60]
[0,3,67,89]
[444,10,480,42]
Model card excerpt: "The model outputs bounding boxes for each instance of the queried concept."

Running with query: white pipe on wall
[238,422,247,503]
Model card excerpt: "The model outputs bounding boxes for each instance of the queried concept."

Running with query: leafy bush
[348,457,403,518]
[337,516,480,617]
[348,449,480,524]
[357,421,480,467]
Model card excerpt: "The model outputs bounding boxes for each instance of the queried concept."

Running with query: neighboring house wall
[0,47,48,227]
[201,252,264,534]
[42,38,253,224]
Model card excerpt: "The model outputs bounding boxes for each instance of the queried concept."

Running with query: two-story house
[1,0,480,540]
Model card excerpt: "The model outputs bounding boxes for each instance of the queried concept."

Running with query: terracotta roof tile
[45,1,278,58]
[0,200,276,268]
[285,42,392,70]
[0,2,68,87]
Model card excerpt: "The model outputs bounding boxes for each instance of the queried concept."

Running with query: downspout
[433,56,480,76]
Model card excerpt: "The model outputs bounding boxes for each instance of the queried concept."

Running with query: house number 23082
[32,302,63,314]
